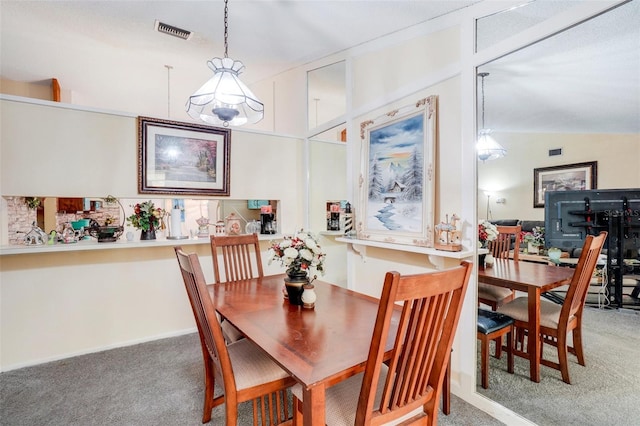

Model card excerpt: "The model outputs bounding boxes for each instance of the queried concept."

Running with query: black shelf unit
[546,189,640,309]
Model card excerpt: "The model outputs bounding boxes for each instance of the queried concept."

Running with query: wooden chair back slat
[211,233,264,283]
[489,225,521,261]
[562,232,607,321]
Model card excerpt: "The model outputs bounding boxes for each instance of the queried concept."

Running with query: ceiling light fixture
[186,0,263,127]
[476,72,506,161]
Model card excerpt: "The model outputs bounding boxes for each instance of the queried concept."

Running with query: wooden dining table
[478,258,574,383]
[207,274,398,426]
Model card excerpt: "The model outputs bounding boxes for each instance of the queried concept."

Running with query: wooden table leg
[302,383,326,426]
[527,287,542,382]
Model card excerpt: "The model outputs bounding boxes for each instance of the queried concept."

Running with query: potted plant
[126,201,165,240]
[522,226,545,254]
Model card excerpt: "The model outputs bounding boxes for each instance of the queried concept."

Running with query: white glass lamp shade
[186,57,264,127]
[476,129,506,161]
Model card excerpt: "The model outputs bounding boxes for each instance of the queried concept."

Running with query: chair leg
[573,327,586,366]
[202,355,216,423]
[481,335,490,389]
[494,335,503,359]
[506,330,514,374]
[556,332,571,384]
[442,358,450,415]
[292,395,303,426]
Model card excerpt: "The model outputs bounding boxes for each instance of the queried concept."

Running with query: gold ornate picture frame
[357,96,437,247]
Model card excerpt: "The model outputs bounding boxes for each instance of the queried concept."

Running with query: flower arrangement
[522,226,545,247]
[126,201,165,231]
[268,230,326,279]
[478,220,499,248]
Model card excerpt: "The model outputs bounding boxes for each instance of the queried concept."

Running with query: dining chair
[174,247,296,425]
[478,224,521,359]
[210,233,264,343]
[497,231,607,384]
[477,308,514,389]
[210,233,264,283]
[478,224,522,310]
[292,261,472,426]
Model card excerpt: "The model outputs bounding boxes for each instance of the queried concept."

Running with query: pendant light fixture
[186,0,264,127]
[476,72,506,161]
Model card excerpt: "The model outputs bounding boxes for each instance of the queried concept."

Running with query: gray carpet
[477,306,640,426]
[1,333,501,426]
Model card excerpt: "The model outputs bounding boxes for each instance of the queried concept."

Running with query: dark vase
[478,253,486,270]
[140,228,156,240]
[285,271,309,306]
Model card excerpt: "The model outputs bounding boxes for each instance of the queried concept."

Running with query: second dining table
[478,258,574,383]
[207,274,399,426]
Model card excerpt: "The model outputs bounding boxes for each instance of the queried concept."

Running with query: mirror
[307,61,347,139]
[476,0,639,423]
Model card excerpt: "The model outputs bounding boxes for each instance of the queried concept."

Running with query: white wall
[0,95,309,370]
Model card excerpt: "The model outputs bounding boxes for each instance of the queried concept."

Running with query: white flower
[267,248,276,264]
[305,238,317,251]
[299,248,314,261]
[268,229,326,276]
[283,247,299,259]
[280,240,292,249]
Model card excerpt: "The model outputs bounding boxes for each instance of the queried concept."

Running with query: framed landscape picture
[138,116,231,196]
[357,96,437,247]
[533,161,597,208]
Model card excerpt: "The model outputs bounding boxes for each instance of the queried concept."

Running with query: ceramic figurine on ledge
[196,216,210,238]
[434,213,463,252]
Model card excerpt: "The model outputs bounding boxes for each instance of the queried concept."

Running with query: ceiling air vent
[154,20,192,40]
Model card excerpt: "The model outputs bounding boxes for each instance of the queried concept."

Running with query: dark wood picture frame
[138,116,231,196]
[533,161,597,208]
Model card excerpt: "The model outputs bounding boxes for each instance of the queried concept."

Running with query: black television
[544,188,640,256]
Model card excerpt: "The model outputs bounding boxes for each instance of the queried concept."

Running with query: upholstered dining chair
[174,247,296,425]
[210,233,264,343]
[497,231,607,384]
[478,224,522,310]
[292,261,472,426]
[477,308,514,389]
[478,224,521,359]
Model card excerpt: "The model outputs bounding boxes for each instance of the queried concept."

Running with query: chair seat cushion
[496,297,570,329]
[227,338,291,390]
[478,283,513,301]
[477,309,514,334]
[292,364,389,426]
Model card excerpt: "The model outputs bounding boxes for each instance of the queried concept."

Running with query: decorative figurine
[225,213,242,235]
[196,216,210,239]
[434,213,463,252]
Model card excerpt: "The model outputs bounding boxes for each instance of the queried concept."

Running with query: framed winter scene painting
[357,96,437,247]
